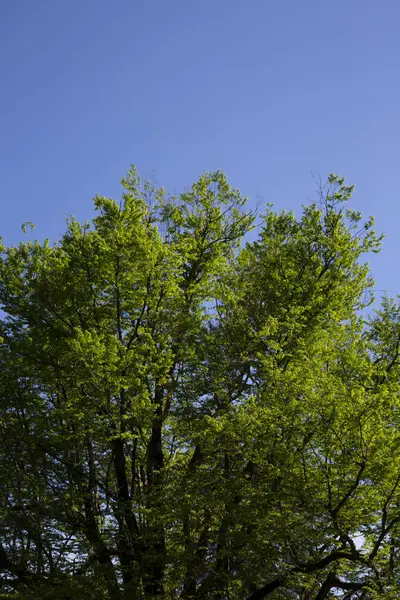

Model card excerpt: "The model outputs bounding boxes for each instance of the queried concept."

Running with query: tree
[0,168,399,599]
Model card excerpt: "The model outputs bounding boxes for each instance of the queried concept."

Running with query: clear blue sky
[1,0,399,297]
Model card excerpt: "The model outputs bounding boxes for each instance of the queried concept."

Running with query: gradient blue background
[1,1,399,298]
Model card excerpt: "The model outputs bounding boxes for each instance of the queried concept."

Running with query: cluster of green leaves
[0,168,399,599]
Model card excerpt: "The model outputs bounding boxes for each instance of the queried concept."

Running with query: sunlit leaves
[0,170,398,599]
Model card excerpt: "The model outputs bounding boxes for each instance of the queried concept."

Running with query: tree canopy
[0,168,399,599]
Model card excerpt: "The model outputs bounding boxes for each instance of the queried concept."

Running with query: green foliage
[0,168,398,599]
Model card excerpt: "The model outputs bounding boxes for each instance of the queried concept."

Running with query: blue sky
[1,0,399,298]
